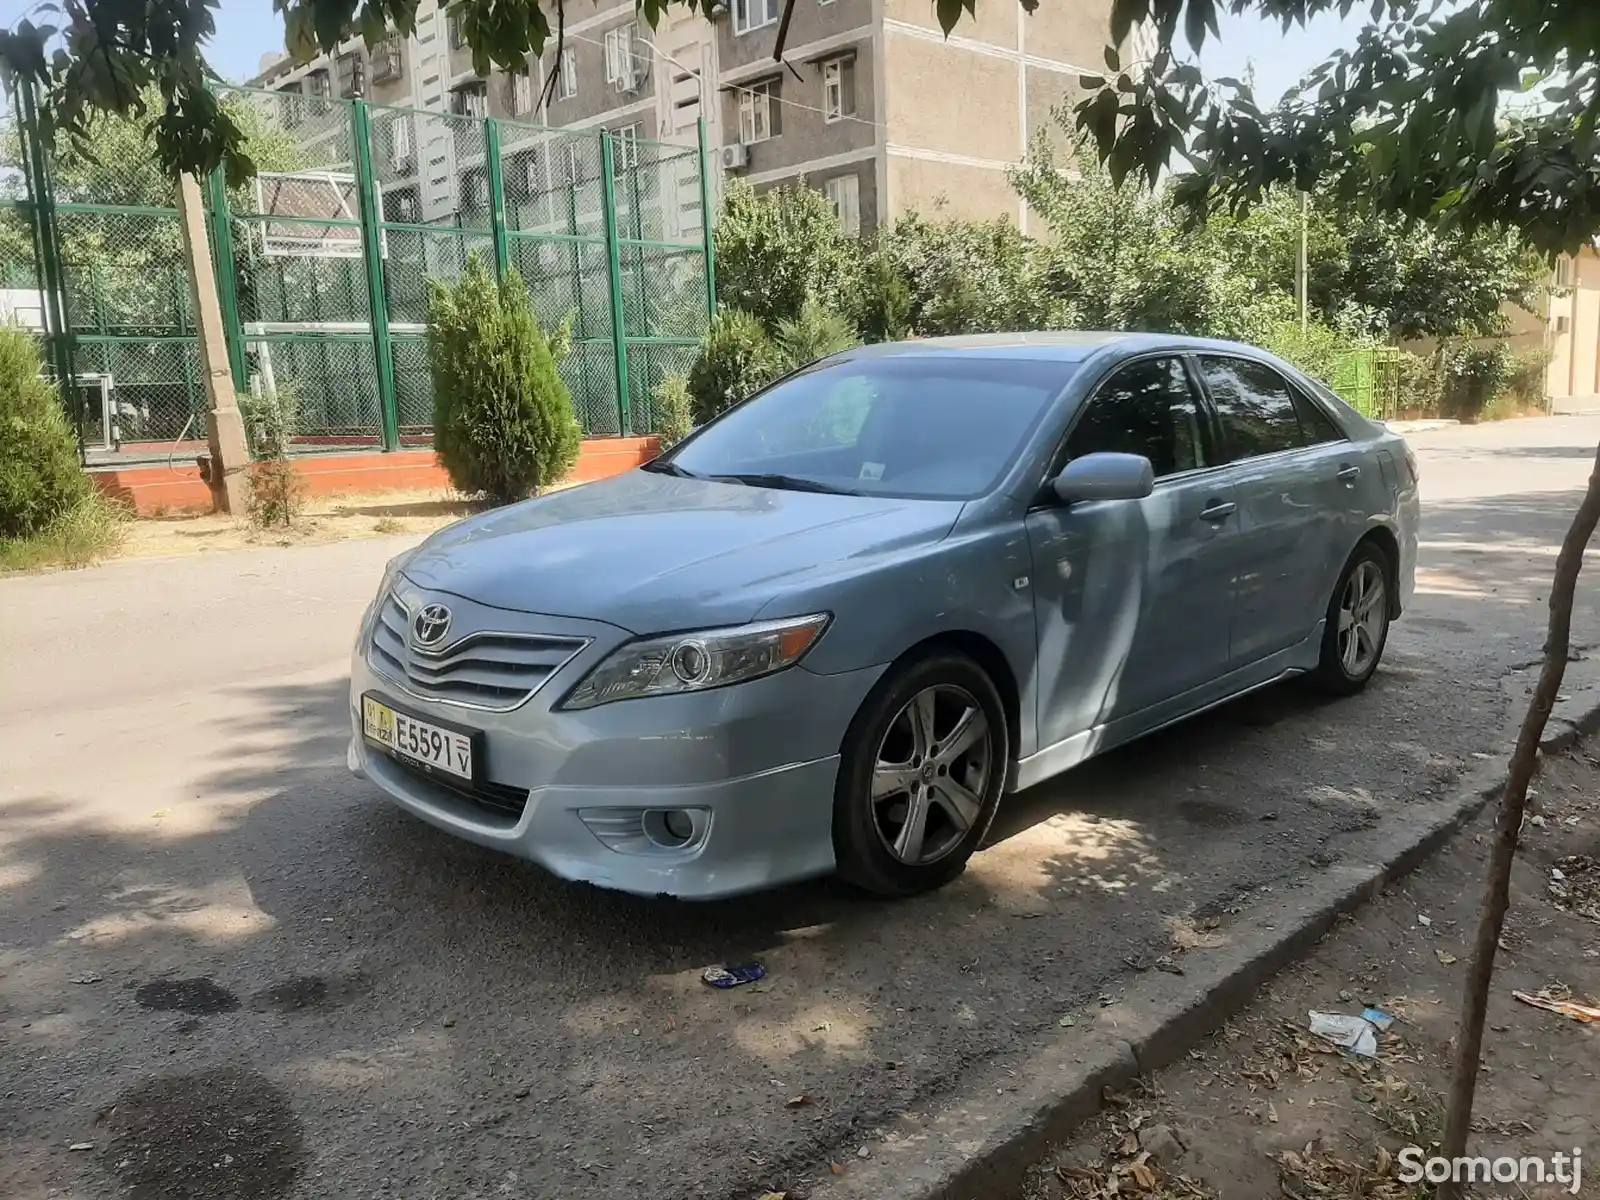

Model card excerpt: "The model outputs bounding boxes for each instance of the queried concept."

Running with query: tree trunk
[1436,438,1600,1199]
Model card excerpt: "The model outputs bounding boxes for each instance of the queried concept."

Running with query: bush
[686,309,785,425]
[427,257,581,505]
[0,326,90,539]
[652,374,696,450]
[714,179,863,330]
[1440,342,1515,423]
[245,459,306,528]
[1506,346,1552,410]
[238,383,301,461]
[774,300,859,370]
[856,248,913,343]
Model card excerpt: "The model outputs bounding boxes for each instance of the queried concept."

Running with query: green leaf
[1104,44,1120,73]
[936,0,965,35]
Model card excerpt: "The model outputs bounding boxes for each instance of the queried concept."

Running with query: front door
[1027,355,1239,753]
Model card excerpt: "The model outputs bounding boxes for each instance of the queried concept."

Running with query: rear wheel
[1308,541,1393,694]
[833,653,1008,897]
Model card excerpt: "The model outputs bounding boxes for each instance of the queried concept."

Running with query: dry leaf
[1117,1133,1140,1156]
[1267,1101,1279,1123]
[786,1095,811,1108]
[1374,1145,1393,1175]
[756,1193,787,1200]
[1103,1086,1132,1107]
[1436,949,1458,965]
[829,1163,845,1176]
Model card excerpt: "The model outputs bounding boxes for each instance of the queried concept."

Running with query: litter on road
[1512,989,1600,1023]
[701,963,766,989]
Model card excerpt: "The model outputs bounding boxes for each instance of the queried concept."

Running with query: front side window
[1200,356,1310,460]
[662,357,1075,500]
[1062,356,1205,479]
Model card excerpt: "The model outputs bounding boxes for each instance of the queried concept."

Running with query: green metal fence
[0,82,715,458]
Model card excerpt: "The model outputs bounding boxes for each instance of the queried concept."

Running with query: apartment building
[249,0,1120,238]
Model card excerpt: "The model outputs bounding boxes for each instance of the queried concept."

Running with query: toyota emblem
[411,603,452,648]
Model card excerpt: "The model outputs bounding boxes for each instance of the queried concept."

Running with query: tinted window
[1292,388,1345,444]
[666,356,1075,500]
[1200,356,1305,460]
[1062,357,1205,478]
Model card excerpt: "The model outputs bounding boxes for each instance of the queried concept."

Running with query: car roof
[838,331,1278,364]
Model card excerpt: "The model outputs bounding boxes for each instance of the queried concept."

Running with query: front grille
[368,593,587,711]
[387,754,531,819]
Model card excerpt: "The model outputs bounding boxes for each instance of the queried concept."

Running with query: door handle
[1336,464,1362,483]
[1199,500,1236,522]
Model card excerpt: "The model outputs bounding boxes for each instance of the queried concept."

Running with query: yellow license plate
[362,695,475,782]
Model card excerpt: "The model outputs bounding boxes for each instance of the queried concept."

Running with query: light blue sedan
[347,333,1419,899]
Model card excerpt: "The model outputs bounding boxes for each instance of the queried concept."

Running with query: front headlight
[559,613,831,710]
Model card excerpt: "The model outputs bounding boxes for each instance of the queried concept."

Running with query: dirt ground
[1020,743,1600,1200]
[119,487,483,560]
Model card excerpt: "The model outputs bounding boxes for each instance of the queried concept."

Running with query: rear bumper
[347,650,886,899]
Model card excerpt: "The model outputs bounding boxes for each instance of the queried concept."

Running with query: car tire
[832,651,1008,897]
[1307,539,1394,695]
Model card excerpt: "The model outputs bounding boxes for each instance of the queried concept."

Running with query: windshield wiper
[642,459,701,478]
[706,473,863,496]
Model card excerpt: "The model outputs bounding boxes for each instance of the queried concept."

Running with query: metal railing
[1,82,716,457]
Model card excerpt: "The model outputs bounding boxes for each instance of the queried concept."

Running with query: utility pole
[175,172,250,515]
[1296,190,1309,333]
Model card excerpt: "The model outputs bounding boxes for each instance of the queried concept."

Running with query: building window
[389,114,413,167]
[450,81,488,119]
[1555,255,1572,288]
[605,25,641,90]
[738,79,781,144]
[511,66,535,116]
[822,56,855,122]
[447,11,465,49]
[823,173,860,236]
[335,51,365,98]
[612,122,640,171]
[734,0,781,35]
[304,69,331,101]
[565,140,585,184]
[553,47,578,101]
[371,36,403,83]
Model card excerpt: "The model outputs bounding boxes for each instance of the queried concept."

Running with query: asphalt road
[3,417,1598,1200]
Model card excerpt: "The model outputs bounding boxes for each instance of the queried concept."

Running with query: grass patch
[0,494,128,572]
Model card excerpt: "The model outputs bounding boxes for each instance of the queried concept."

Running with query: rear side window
[1200,356,1305,460]
[1063,356,1206,479]
[1292,388,1346,444]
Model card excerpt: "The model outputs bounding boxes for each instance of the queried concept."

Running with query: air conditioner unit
[720,142,748,170]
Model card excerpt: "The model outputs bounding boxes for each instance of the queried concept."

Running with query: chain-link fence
[5,81,714,460]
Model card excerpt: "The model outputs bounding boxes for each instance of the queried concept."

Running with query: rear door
[1026,354,1238,749]
[1194,354,1366,668]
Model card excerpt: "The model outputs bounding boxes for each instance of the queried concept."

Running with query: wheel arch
[1355,523,1402,618]
[884,631,1023,768]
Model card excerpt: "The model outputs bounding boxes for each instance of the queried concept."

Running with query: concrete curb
[811,689,1600,1200]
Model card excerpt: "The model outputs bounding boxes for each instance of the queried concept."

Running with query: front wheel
[1308,541,1393,694]
[833,653,1008,897]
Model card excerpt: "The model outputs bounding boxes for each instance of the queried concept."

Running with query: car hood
[401,469,964,632]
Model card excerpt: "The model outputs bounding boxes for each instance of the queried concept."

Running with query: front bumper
[348,639,886,900]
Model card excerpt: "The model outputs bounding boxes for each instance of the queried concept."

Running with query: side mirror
[1051,452,1155,505]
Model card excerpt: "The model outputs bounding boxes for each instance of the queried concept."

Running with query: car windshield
[659,355,1077,500]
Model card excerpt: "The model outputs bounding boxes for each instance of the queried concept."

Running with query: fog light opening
[643,808,705,849]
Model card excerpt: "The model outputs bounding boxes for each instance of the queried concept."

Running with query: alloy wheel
[1337,559,1388,678]
[870,684,993,866]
